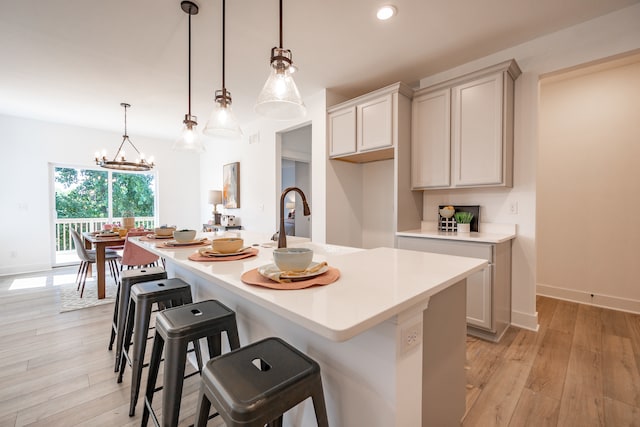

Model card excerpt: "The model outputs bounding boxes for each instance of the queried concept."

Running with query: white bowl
[273,248,313,272]
[173,229,196,243]
[439,207,455,218]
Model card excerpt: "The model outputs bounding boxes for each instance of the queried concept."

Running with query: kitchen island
[132,231,487,426]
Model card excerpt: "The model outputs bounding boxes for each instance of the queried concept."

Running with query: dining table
[82,232,125,299]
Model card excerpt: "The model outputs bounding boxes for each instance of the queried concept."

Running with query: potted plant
[454,212,473,233]
[122,209,135,230]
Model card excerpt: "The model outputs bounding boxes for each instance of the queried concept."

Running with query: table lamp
[209,190,223,224]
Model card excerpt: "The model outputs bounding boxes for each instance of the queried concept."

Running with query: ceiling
[0,0,637,140]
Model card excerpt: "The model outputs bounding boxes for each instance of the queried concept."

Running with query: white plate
[147,233,173,239]
[199,247,251,257]
[258,262,329,281]
[164,238,207,246]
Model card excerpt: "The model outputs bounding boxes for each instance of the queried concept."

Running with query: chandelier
[95,103,154,171]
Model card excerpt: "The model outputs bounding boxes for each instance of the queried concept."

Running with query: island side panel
[422,279,467,425]
[167,261,401,427]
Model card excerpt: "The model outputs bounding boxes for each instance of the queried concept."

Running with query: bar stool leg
[194,384,212,427]
[128,299,153,416]
[141,331,164,427]
[163,340,189,427]
[312,379,330,427]
[108,282,120,351]
[117,298,136,383]
[113,278,132,371]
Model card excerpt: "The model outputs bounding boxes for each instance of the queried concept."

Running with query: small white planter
[457,223,471,233]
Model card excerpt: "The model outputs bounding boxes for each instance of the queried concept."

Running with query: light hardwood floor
[1,267,640,426]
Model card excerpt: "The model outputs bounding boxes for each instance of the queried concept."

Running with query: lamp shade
[173,117,205,152]
[255,66,306,120]
[208,190,222,205]
[203,102,243,139]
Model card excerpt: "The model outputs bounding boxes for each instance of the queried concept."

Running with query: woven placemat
[156,238,210,249]
[188,248,259,262]
[241,266,340,290]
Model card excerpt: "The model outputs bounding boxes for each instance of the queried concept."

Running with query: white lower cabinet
[397,236,511,342]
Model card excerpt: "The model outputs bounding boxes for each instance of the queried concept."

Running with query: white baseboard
[537,283,640,314]
[511,309,539,331]
[0,264,52,277]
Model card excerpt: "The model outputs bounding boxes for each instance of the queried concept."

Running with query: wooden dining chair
[70,228,121,297]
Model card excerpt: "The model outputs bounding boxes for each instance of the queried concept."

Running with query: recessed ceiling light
[377,5,397,21]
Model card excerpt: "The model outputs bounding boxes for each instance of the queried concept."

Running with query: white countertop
[132,231,487,342]
[397,222,516,244]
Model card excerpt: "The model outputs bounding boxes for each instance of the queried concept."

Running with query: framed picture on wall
[223,162,240,208]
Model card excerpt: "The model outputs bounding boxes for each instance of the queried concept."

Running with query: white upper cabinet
[328,106,356,157]
[411,88,451,188]
[328,82,412,163]
[357,94,393,152]
[411,59,520,189]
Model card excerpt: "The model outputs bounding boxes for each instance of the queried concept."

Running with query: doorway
[279,125,312,238]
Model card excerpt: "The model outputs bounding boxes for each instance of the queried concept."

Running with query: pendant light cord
[188,10,192,117]
[222,0,226,91]
[279,0,283,48]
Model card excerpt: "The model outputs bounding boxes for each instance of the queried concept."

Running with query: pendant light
[255,0,306,120]
[173,0,205,152]
[95,103,154,171]
[203,0,242,138]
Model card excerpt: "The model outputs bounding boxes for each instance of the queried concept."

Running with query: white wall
[198,90,328,241]
[0,114,201,275]
[537,55,640,313]
[417,3,640,330]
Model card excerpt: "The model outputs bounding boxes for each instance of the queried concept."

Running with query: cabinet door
[357,94,393,152]
[466,266,492,330]
[329,106,357,157]
[411,89,451,188]
[452,73,504,186]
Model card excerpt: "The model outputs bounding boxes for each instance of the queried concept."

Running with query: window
[53,165,157,265]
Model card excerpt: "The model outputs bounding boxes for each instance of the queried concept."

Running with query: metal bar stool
[141,299,241,427]
[117,278,196,416]
[109,266,167,372]
[194,337,329,427]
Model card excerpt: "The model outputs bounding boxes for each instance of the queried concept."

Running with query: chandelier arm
[111,136,128,161]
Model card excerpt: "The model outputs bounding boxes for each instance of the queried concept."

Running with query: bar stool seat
[142,299,241,427]
[109,266,167,372]
[117,278,195,416]
[194,337,329,427]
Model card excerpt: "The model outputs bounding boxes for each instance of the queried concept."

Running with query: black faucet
[278,187,311,248]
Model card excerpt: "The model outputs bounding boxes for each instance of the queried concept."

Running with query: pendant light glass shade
[174,1,204,152]
[255,48,306,120]
[203,90,243,138]
[173,114,204,152]
[255,0,306,120]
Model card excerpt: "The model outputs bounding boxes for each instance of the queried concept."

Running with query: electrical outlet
[509,201,518,214]
[400,322,422,354]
